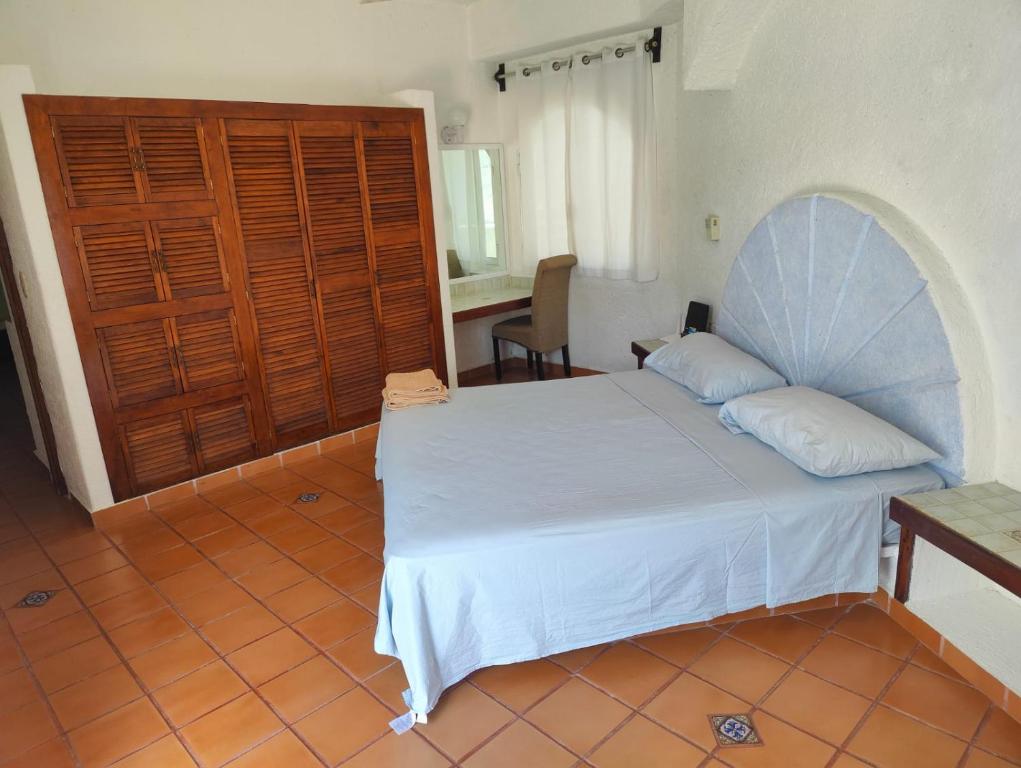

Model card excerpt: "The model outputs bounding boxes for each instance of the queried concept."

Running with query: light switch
[706,214,721,242]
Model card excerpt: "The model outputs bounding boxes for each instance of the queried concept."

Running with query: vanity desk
[451,286,532,323]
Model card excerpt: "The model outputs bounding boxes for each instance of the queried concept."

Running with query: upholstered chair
[491,253,578,381]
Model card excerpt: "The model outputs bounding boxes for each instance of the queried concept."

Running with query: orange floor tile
[3,428,1021,765]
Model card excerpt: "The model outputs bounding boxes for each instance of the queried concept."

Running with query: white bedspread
[373,370,942,714]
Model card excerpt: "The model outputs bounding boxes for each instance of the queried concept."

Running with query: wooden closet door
[52,115,214,207]
[294,122,384,430]
[51,116,144,207]
[32,105,261,498]
[28,97,445,501]
[222,119,332,448]
[360,122,444,377]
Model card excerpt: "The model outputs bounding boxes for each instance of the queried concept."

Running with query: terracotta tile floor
[2,429,1021,764]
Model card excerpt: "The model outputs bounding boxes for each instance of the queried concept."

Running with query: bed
[373,194,965,717]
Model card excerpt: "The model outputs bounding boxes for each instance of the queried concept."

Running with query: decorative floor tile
[709,713,762,747]
[18,590,56,608]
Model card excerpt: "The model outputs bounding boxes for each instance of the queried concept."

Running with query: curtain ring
[522,67,532,77]
[552,60,561,72]
[615,47,625,58]
[581,54,591,66]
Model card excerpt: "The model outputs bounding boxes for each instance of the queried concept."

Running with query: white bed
[374,369,943,714]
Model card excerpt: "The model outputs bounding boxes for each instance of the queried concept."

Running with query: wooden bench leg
[894,526,916,603]
[535,352,545,380]
[526,350,533,370]
[562,345,572,377]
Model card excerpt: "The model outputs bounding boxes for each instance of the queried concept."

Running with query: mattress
[373,369,943,714]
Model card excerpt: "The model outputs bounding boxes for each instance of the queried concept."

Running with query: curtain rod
[493,26,661,93]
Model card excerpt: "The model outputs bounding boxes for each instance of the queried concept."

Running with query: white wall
[674,0,1021,488]
[675,0,1021,684]
[0,0,501,510]
[0,0,496,131]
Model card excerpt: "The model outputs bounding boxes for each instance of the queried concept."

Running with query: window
[513,38,658,282]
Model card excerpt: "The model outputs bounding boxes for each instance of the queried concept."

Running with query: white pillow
[718,386,940,477]
[644,333,787,404]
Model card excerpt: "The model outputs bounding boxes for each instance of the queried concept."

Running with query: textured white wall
[674,0,1020,487]
[676,0,1021,682]
[0,0,497,133]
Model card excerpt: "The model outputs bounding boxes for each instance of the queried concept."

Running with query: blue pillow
[645,333,787,404]
[719,386,941,477]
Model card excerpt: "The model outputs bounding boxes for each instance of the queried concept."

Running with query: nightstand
[890,482,1021,602]
[631,338,668,369]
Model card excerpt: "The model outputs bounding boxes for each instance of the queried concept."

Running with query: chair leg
[492,337,502,382]
[562,345,572,377]
[536,352,545,381]
[526,350,533,370]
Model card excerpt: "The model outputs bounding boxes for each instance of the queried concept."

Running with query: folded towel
[385,369,444,394]
[383,388,450,410]
[383,369,449,411]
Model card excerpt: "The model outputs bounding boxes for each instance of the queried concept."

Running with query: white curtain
[516,61,571,273]
[514,39,658,282]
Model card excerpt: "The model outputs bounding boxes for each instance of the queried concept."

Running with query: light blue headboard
[717,194,964,483]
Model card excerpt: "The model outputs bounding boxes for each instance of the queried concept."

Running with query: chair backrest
[446,249,465,279]
[530,254,577,351]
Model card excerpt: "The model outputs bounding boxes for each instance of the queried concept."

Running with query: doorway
[0,218,65,494]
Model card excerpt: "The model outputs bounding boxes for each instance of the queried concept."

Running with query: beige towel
[382,369,449,410]
[385,369,443,394]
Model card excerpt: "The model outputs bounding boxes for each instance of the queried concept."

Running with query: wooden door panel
[121,412,196,494]
[360,125,438,375]
[191,398,256,473]
[296,128,384,427]
[134,117,214,202]
[376,242,433,374]
[75,221,162,310]
[173,309,243,391]
[224,121,330,443]
[51,116,143,207]
[297,133,369,279]
[151,217,229,299]
[362,134,420,236]
[321,289,383,427]
[97,319,180,407]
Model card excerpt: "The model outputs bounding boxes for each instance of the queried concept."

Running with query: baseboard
[869,588,1021,723]
[91,422,379,527]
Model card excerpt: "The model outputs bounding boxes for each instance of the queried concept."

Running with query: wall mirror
[441,145,508,281]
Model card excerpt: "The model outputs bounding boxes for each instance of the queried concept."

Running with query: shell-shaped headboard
[717,194,964,482]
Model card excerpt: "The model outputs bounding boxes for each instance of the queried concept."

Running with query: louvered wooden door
[362,122,443,374]
[222,119,332,448]
[28,97,444,502]
[52,115,213,207]
[35,110,262,497]
[294,122,385,431]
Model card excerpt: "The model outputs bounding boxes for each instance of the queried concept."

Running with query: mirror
[441,145,507,281]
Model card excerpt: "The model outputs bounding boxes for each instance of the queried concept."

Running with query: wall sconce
[441,106,469,144]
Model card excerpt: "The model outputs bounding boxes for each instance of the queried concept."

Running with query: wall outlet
[706,214,721,242]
